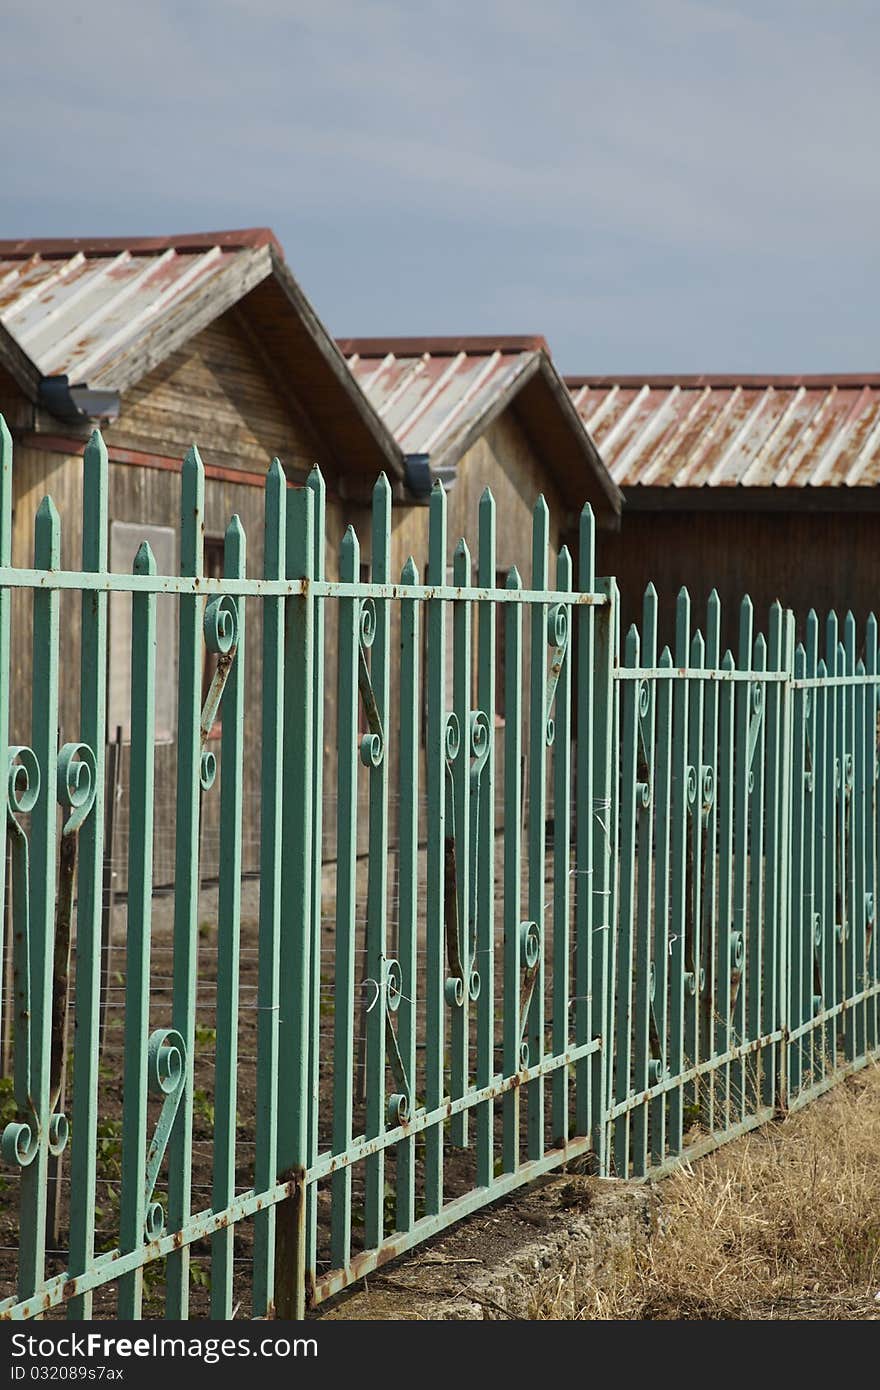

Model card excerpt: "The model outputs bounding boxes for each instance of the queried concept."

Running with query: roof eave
[268,250,405,484]
[84,245,277,394]
[428,351,622,525]
[0,321,42,403]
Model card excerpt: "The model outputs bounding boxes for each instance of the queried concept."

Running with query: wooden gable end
[103,309,327,479]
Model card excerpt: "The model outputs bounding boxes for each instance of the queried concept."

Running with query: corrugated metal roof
[0,230,279,388]
[340,337,549,461]
[565,375,880,489]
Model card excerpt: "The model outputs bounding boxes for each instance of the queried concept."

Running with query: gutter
[38,375,120,425]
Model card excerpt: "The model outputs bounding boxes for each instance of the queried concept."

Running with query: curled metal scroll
[143,1028,188,1237]
[357,597,385,767]
[199,595,240,769]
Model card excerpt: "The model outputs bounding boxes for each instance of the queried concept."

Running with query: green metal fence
[0,420,877,1320]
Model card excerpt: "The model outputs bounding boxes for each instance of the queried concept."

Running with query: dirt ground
[320,1063,880,1320]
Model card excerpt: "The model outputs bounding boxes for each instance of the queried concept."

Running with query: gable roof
[340,336,621,522]
[565,375,880,494]
[0,230,404,481]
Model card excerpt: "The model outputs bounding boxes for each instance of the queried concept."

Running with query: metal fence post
[591,576,617,1173]
[275,483,315,1320]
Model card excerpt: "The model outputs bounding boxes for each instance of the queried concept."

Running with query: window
[107,522,177,743]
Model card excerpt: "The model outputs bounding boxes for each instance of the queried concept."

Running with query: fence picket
[0,420,878,1321]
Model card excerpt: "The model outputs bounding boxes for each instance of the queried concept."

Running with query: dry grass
[531,1064,880,1320]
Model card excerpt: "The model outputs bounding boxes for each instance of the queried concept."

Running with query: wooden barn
[565,374,880,649]
[0,229,408,882]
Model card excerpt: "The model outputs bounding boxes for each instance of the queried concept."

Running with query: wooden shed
[0,250,622,884]
[566,374,880,649]
[341,337,622,835]
[0,229,406,882]
[341,336,621,586]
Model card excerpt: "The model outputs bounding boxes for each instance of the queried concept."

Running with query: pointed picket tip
[556,544,572,590]
[817,658,827,677]
[225,514,246,572]
[134,540,156,575]
[722,649,735,670]
[691,629,705,660]
[431,478,446,496]
[706,588,721,625]
[307,463,326,494]
[739,593,753,616]
[480,485,495,509]
[506,565,522,590]
[370,472,391,577]
[0,412,10,452]
[183,443,205,475]
[794,644,806,678]
[625,624,640,663]
[795,641,805,660]
[644,581,658,601]
[533,492,549,517]
[35,493,61,564]
[659,645,673,667]
[341,523,360,558]
[36,493,59,524]
[85,427,107,461]
[856,658,866,676]
[401,555,419,585]
[267,456,286,486]
[454,535,471,561]
[754,632,767,661]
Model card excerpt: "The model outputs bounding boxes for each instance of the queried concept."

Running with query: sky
[1,0,877,373]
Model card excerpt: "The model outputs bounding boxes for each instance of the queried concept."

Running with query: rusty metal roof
[0,230,280,388]
[0,231,407,480]
[341,336,621,520]
[565,375,880,490]
[340,337,549,460]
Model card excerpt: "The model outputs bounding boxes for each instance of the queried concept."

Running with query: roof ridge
[339,334,549,357]
[564,373,880,389]
[0,229,281,259]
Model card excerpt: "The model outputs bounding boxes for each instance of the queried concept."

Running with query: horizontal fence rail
[0,420,878,1319]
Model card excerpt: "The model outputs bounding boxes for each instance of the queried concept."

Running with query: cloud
[0,0,877,370]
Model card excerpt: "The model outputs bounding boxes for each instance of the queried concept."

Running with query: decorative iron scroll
[357,597,385,767]
[143,1029,188,1238]
[199,594,240,790]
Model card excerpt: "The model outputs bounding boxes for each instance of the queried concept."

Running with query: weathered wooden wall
[103,310,324,477]
[598,508,880,655]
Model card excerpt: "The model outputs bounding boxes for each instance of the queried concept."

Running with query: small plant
[0,1076,17,1127]
[193,1088,215,1130]
[95,1118,124,1181]
[194,1023,217,1048]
